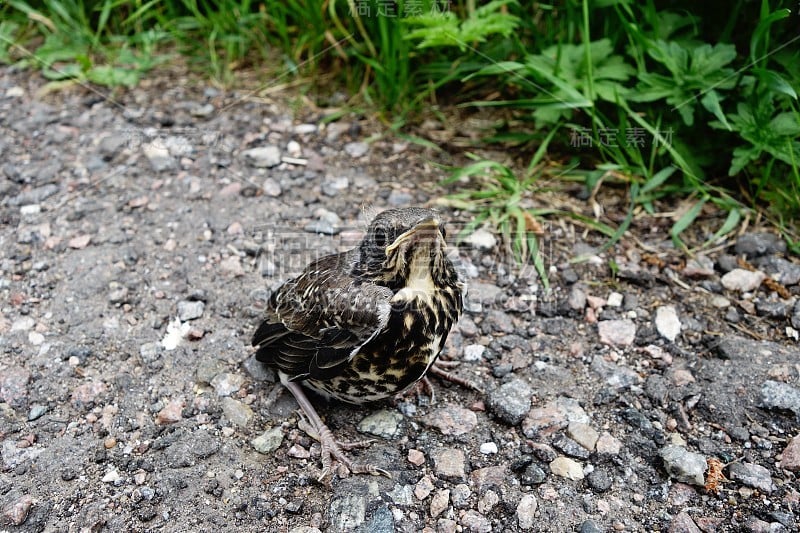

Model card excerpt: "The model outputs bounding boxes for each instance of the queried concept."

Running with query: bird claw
[428,361,484,394]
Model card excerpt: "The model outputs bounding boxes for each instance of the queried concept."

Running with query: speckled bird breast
[304,283,463,404]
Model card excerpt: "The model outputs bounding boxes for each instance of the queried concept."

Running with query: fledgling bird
[253,207,466,478]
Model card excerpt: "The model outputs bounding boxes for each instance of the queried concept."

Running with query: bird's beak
[385,217,443,256]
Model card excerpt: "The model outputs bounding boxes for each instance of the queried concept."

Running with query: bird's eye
[374,227,388,248]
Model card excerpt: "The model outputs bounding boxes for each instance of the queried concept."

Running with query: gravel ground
[1,66,800,533]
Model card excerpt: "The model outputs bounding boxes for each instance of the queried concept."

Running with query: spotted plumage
[253,207,464,404]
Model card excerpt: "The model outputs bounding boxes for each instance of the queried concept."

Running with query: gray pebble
[755,299,790,319]
[242,146,282,168]
[27,404,47,421]
[728,462,775,493]
[552,434,591,460]
[735,233,785,257]
[140,342,162,364]
[487,378,532,425]
[221,397,254,427]
[177,300,205,321]
[660,445,706,486]
[519,464,546,485]
[344,141,369,158]
[580,520,603,533]
[242,355,276,382]
[329,494,367,531]
[252,427,284,454]
[586,468,612,492]
[364,504,394,533]
[321,175,349,196]
[357,409,403,439]
[760,380,800,418]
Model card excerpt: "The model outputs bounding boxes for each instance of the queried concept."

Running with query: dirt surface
[1,66,800,533]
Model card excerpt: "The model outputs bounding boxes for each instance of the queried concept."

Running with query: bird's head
[356,207,449,286]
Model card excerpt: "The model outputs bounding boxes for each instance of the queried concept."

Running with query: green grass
[2,0,798,254]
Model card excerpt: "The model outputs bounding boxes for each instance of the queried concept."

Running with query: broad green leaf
[700,90,731,130]
[670,199,707,242]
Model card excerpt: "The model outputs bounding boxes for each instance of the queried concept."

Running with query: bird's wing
[252,253,392,381]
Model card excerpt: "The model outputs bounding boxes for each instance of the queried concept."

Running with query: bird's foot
[286,381,391,482]
[428,360,484,394]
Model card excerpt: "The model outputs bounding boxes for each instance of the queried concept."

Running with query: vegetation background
[2,0,799,256]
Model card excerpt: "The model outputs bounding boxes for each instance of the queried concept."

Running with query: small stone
[386,485,413,505]
[196,358,226,384]
[221,397,253,427]
[68,234,92,249]
[242,355,276,382]
[329,494,367,531]
[463,229,497,251]
[210,373,245,396]
[143,142,175,171]
[721,269,766,292]
[477,490,499,514]
[669,511,702,533]
[460,510,491,533]
[479,442,498,455]
[567,422,599,451]
[779,434,800,471]
[102,468,122,484]
[553,434,590,459]
[595,432,623,455]
[606,292,623,307]
[71,381,108,407]
[549,456,584,480]
[580,520,603,533]
[586,468,613,492]
[408,449,426,466]
[463,344,486,362]
[177,300,204,321]
[287,444,311,459]
[660,445,707,486]
[242,145,282,167]
[3,494,34,526]
[522,396,589,439]
[513,494,537,530]
[104,437,117,449]
[760,380,800,417]
[321,175,350,196]
[430,489,449,518]
[304,219,341,235]
[431,448,467,482]
[655,305,681,342]
[252,427,284,454]
[344,141,369,158]
[486,309,514,333]
[424,405,477,435]
[470,466,506,491]
[357,409,403,439]
[219,255,245,277]
[286,140,302,157]
[683,255,715,277]
[155,399,184,424]
[415,475,435,499]
[728,462,775,493]
[735,232,785,257]
[568,286,587,310]
[520,463,546,485]
[755,299,790,319]
[262,178,282,197]
[598,319,636,346]
[487,378,533,426]
[27,404,47,421]
[1,366,31,407]
[437,518,458,533]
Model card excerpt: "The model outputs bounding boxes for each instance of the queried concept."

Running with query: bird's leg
[428,360,484,393]
[283,381,391,481]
